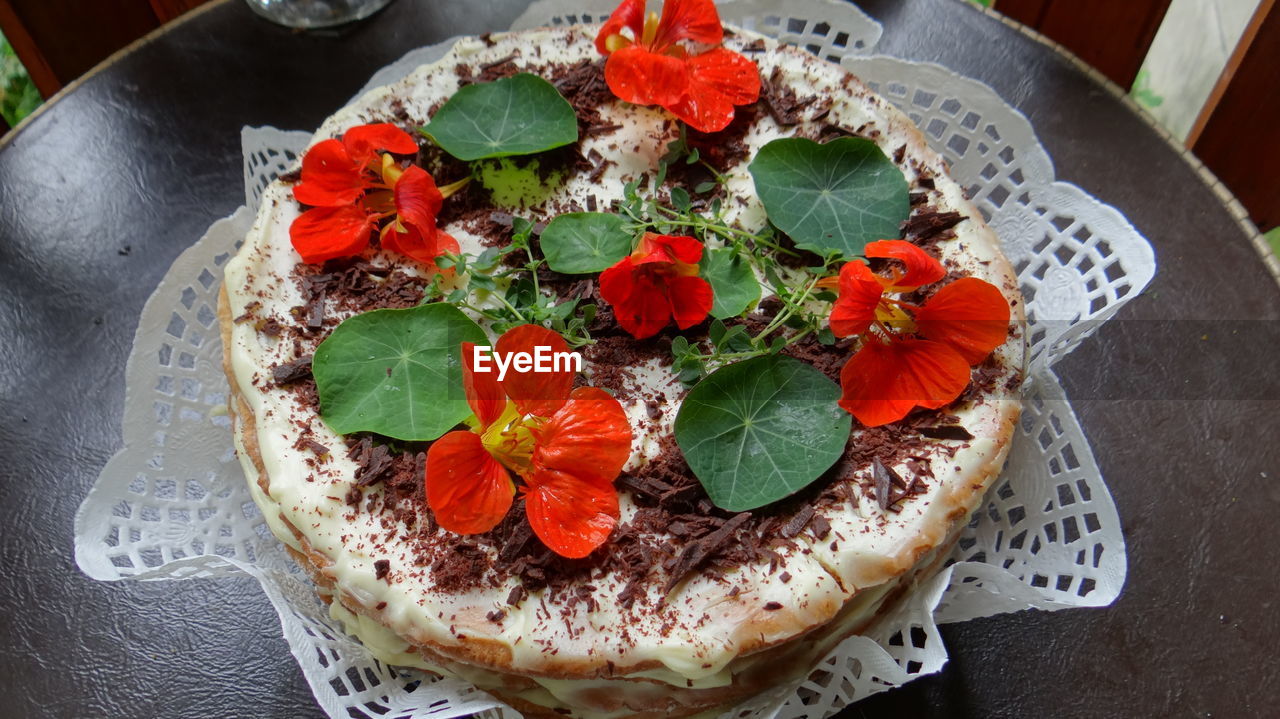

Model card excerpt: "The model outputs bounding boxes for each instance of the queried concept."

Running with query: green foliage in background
[968,0,994,7]
[1,30,42,129]
[1266,227,1280,259]
[1131,69,1165,110]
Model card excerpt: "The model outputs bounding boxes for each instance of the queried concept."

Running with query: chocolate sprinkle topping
[350,437,396,487]
[299,439,329,456]
[810,515,832,541]
[780,506,814,539]
[374,559,390,581]
[272,354,313,386]
[760,68,816,127]
[901,210,966,242]
[873,459,893,511]
[916,424,975,441]
[663,513,751,594]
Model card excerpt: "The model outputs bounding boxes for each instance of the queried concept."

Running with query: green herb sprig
[614,177,841,384]
[425,218,597,347]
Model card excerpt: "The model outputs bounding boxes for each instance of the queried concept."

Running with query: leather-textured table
[2,0,1276,716]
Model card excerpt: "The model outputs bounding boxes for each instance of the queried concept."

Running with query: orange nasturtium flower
[289,123,464,265]
[599,232,714,340]
[828,240,1011,427]
[424,325,633,559]
[595,0,761,133]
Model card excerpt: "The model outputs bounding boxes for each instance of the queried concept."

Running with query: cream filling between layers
[223,26,1024,687]
[325,561,905,719]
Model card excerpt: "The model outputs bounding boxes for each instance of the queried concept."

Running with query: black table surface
[2,0,1277,716]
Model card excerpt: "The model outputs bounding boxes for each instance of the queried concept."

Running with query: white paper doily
[510,0,883,60]
[76,3,1149,717]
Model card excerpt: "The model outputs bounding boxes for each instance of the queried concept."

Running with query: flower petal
[666,48,760,132]
[425,431,514,534]
[915,277,1011,365]
[289,205,374,263]
[494,324,575,418]
[666,275,713,329]
[595,0,645,54]
[865,239,945,291]
[293,139,366,207]
[666,92,735,134]
[342,123,418,166]
[653,0,724,48]
[830,260,883,337]
[532,386,633,481]
[393,164,443,231]
[381,221,455,267]
[630,232,672,265]
[436,230,461,256]
[646,233,704,266]
[686,47,761,106]
[524,468,619,559]
[838,337,972,427]
[600,259,671,339]
[604,45,690,107]
[462,340,507,428]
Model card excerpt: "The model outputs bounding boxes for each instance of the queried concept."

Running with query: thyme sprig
[614,176,841,384]
[421,134,846,374]
[424,217,598,347]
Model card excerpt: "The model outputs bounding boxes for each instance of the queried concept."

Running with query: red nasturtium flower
[829,240,1010,427]
[289,123,463,265]
[425,325,633,558]
[599,232,714,339]
[595,0,761,133]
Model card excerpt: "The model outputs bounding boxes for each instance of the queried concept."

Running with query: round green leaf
[422,73,579,161]
[540,212,633,274]
[700,247,759,319]
[674,355,851,511]
[312,303,487,441]
[748,137,910,258]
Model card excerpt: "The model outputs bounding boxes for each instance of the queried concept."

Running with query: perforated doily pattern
[846,57,1155,377]
[76,8,1151,718]
[74,214,265,582]
[509,0,882,62]
[261,566,512,719]
[243,126,307,210]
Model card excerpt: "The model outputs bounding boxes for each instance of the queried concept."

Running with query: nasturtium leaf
[748,137,910,258]
[312,303,487,441]
[540,212,634,274]
[674,355,851,511]
[422,73,579,161]
[700,248,759,319]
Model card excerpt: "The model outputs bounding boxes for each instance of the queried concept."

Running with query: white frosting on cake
[222,25,1024,715]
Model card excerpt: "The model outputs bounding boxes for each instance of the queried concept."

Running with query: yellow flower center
[605,33,631,52]
[379,153,403,185]
[876,301,916,335]
[640,11,660,46]
[480,402,544,476]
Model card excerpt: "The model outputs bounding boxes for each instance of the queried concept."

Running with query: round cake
[219,3,1025,716]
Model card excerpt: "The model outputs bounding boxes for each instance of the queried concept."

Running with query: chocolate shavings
[917,424,975,441]
[350,437,396,487]
[663,512,751,594]
[901,210,966,242]
[272,354,313,386]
